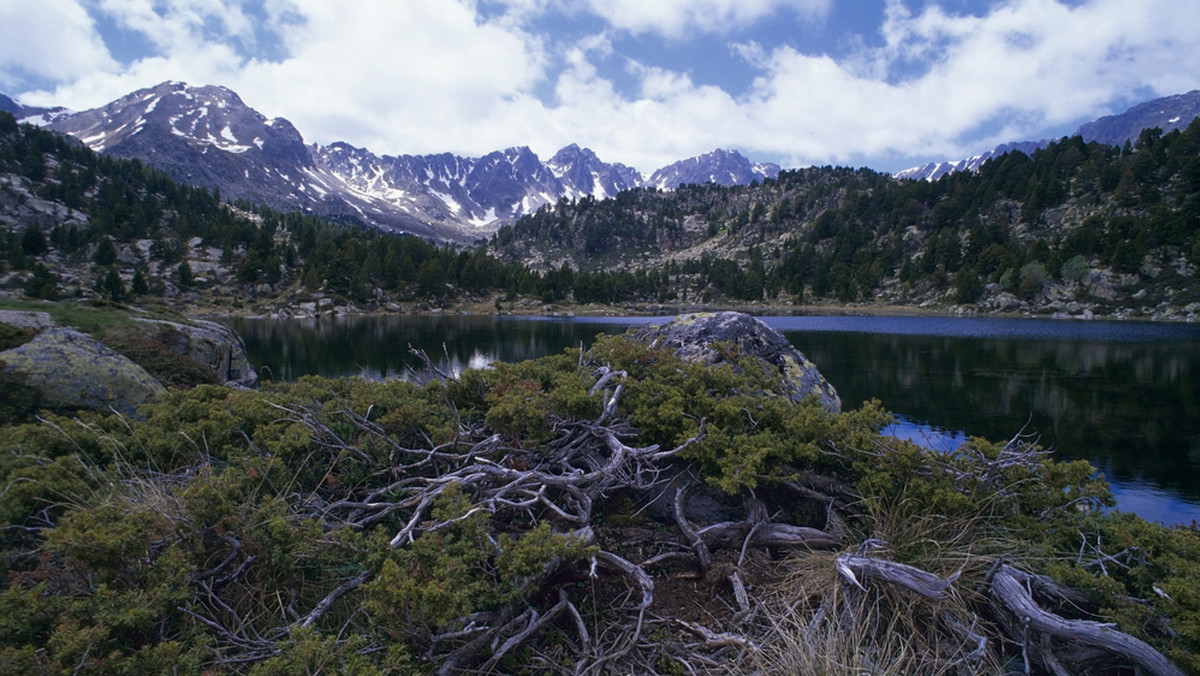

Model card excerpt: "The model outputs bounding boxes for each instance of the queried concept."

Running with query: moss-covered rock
[0,326,164,416]
[632,311,842,411]
[133,318,258,388]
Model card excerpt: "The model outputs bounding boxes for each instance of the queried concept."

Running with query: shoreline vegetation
[2,311,1198,674]
[178,290,1188,322]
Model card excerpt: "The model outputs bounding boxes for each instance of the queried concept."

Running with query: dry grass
[745,490,1027,675]
[748,548,1008,675]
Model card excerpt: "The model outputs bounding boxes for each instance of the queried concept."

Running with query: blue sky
[1,0,1198,174]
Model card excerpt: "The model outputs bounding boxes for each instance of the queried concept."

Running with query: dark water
[225,314,1200,526]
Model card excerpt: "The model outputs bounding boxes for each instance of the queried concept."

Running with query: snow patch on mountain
[8,81,798,240]
[897,90,1200,181]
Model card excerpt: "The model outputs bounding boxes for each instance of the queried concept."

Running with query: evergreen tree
[98,268,126,302]
[93,236,118,266]
[131,267,149,295]
[20,224,48,257]
[176,261,195,289]
[22,263,59,300]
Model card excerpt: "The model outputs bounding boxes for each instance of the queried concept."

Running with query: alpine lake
[224,313,1200,526]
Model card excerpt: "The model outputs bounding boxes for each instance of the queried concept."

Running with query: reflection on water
[226,314,1200,525]
[228,314,622,382]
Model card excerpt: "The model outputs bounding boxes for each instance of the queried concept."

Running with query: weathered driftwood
[990,564,1185,676]
[700,520,843,550]
[834,553,960,599]
[822,550,1185,675]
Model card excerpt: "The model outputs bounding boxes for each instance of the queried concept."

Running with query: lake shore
[175,288,1194,323]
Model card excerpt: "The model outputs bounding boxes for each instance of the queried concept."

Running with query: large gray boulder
[0,327,164,416]
[632,312,841,412]
[135,318,258,388]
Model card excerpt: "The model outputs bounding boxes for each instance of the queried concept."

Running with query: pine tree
[131,268,149,295]
[176,261,195,289]
[20,225,47,257]
[93,237,118,266]
[98,268,126,302]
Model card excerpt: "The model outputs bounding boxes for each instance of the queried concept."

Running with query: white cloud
[730,0,1200,167]
[0,0,117,88]
[230,0,549,155]
[578,0,831,39]
[95,0,256,52]
[5,0,1200,174]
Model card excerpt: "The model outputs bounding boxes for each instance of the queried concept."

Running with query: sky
[1,0,1198,175]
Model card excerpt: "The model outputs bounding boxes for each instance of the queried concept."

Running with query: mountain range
[5,82,1198,239]
[2,82,778,241]
[895,89,1200,181]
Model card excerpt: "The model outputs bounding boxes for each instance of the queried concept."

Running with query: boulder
[632,312,841,412]
[0,309,55,330]
[0,327,164,416]
[135,318,258,388]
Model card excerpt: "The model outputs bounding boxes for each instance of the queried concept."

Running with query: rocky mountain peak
[12,81,794,239]
[0,93,69,125]
[897,90,1200,181]
[649,148,781,190]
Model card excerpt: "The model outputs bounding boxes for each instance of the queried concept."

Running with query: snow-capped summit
[547,144,644,201]
[9,81,791,239]
[896,90,1200,181]
[648,148,780,190]
[0,93,70,126]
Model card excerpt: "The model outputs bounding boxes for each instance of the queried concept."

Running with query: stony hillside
[492,122,1200,321]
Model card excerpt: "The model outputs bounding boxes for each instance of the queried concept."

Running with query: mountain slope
[649,148,780,189]
[0,93,69,126]
[896,90,1200,180]
[7,81,775,240]
[492,121,1200,320]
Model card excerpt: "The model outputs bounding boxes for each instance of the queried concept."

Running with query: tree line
[4,109,1200,312]
[494,121,1200,309]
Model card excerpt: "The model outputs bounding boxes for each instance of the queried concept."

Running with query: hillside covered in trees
[494,122,1200,319]
[5,109,1200,320]
[0,111,568,315]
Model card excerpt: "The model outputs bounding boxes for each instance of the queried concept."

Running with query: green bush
[0,334,1194,672]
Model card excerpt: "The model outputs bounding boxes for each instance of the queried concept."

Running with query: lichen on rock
[632,311,841,412]
[0,326,164,416]
[134,317,258,388]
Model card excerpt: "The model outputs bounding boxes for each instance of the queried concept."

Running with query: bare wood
[990,564,1184,676]
[594,550,654,609]
[834,554,961,599]
[699,520,842,550]
[729,570,750,615]
[477,596,569,674]
[298,570,371,628]
[674,484,712,570]
[677,619,751,650]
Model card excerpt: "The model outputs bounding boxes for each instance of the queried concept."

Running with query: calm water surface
[226,314,1200,526]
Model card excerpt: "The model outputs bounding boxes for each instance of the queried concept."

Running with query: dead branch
[699,520,842,550]
[408,344,457,382]
[674,484,712,570]
[990,564,1185,676]
[834,553,961,599]
[298,569,371,628]
[677,619,752,650]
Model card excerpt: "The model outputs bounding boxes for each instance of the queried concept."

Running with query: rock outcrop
[136,318,258,388]
[0,327,164,416]
[633,312,842,412]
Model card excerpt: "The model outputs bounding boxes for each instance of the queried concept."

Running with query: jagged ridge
[12,82,779,240]
[896,90,1200,181]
